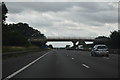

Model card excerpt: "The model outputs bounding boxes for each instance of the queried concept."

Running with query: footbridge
[28,37,95,48]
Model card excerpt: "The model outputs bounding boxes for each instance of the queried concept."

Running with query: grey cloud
[6,2,118,24]
[76,2,116,12]
[6,2,118,37]
[6,2,76,13]
[84,10,117,23]
[6,2,117,13]
[61,5,117,26]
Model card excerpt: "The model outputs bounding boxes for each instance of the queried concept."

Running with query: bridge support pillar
[78,40,85,45]
[72,41,77,48]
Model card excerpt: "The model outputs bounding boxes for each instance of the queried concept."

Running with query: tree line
[94,31,120,49]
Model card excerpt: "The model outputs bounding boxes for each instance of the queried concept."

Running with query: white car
[77,45,84,50]
[91,44,109,57]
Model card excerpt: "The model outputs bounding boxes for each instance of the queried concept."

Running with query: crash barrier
[109,49,120,54]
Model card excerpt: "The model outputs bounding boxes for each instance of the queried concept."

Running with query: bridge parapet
[28,37,95,42]
[28,37,95,48]
[46,37,95,41]
[47,36,95,39]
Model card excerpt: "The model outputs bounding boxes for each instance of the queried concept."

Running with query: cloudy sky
[4,1,119,47]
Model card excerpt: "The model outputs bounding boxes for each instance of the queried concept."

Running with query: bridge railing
[28,36,95,42]
[46,36,95,40]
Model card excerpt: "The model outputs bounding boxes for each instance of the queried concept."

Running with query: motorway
[3,49,119,79]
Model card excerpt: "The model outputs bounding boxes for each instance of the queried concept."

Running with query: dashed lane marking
[82,64,90,68]
[103,57,110,59]
[72,58,74,59]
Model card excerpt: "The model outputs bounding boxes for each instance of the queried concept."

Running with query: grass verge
[2,46,41,53]
[2,46,50,60]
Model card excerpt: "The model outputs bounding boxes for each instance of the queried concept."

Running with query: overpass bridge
[28,37,95,48]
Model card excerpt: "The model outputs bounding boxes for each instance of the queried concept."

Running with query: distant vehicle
[77,45,84,50]
[66,47,74,50]
[91,44,109,57]
[89,47,92,50]
[66,45,70,50]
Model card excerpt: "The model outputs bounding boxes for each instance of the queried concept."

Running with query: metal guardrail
[2,49,42,56]
[29,37,95,42]
[46,36,95,39]
[2,51,29,56]
[109,49,120,54]
[3,49,119,56]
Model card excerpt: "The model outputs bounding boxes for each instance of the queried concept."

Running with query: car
[77,45,84,50]
[91,44,109,57]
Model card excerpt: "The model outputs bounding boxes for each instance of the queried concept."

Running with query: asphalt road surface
[3,49,119,79]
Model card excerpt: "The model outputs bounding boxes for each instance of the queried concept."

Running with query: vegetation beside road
[2,45,41,53]
[2,46,50,60]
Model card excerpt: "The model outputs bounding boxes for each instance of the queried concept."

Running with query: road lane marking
[103,57,110,59]
[3,51,50,80]
[82,64,90,68]
[72,58,74,59]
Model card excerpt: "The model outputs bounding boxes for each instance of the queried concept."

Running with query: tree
[2,2,8,24]
[3,22,47,47]
[3,22,47,46]
[3,31,28,46]
[94,36,110,47]
[8,22,46,39]
[110,31,120,49]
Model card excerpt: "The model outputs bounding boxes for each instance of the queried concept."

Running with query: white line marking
[4,51,50,80]
[72,58,74,59]
[103,57,109,59]
[82,64,90,68]
[105,58,109,59]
